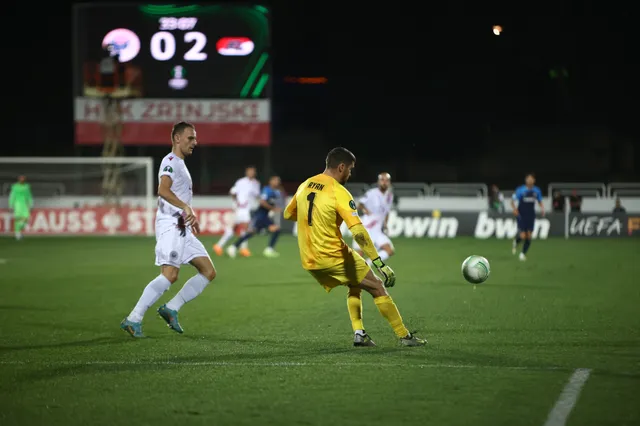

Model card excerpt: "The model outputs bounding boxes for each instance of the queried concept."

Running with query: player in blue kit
[511,174,545,261]
[227,175,283,259]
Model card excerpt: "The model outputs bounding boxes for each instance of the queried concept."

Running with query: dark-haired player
[511,173,545,261]
[284,147,426,347]
[121,122,217,337]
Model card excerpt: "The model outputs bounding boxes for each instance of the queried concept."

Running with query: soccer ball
[461,255,490,284]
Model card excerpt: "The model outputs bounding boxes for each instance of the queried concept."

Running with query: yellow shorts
[308,249,371,293]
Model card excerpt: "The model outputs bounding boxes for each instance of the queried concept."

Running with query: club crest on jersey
[163,166,173,173]
[349,200,357,210]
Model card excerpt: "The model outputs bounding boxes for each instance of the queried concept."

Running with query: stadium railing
[430,183,488,197]
[547,182,607,198]
[607,183,640,198]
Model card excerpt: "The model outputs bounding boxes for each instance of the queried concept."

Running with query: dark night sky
[3,2,636,159]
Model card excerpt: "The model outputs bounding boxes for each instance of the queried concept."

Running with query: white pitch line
[543,368,592,426]
[0,360,567,371]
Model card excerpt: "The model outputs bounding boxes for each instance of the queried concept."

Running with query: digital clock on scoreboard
[73,4,271,98]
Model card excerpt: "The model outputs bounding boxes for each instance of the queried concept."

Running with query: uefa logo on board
[102,28,141,63]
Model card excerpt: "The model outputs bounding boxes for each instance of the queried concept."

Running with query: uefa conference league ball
[461,255,490,284]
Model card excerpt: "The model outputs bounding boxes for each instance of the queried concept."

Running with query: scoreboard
[73,4,271,98]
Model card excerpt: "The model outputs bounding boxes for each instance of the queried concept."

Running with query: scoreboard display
[73,4,271,98]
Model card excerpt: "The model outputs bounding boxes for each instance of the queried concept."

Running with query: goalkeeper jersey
[9,183,33,216]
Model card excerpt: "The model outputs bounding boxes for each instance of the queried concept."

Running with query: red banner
[74,98,270,146]
[0,208,235,236]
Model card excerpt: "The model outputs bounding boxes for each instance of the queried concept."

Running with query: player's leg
[213,221,235,255]
[355,269,426,346]
[121,225,184,337]
[347,286,375,346]
[122,264,178,338]
[375,233,395,262]
[263,223,281,258]
[236,223,252,257]
[513,217,525,254]
[520,227,533,261]
[13,214,28,240]
[159,234,216,333]
[227,221,257,258]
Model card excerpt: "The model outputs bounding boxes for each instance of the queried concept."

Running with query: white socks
[127,275,172,323]
[166,273,210,311]
[216,227,234,247]
[217,229,248,249]
[379,250,390,262]
[355,329,365,336]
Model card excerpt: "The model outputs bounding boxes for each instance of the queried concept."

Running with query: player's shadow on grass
[0,337,128,353]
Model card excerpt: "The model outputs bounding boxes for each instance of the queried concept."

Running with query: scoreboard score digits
[74,4,271,98]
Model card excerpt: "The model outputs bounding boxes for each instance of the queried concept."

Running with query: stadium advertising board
[1,208,637,238]
[74,4,271,99]
[74,98,270,145]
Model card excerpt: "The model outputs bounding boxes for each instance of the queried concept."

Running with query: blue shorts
[517,215,535,232]
[251,215,274,231]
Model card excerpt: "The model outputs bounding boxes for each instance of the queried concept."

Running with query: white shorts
[155,219,212,268]
[233,208,252,224]
[352,228,394,252]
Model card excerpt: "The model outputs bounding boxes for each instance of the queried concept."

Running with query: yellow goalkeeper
[284,147,426,347]
[9,175,33,240]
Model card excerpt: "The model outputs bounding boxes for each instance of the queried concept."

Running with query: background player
[283,147,425,347]
[352,172,395,265]
[8,175,33,240]
[227,175,282,259]
[511,173,545,261]
[121,122,217,338]
[213,166,261,257]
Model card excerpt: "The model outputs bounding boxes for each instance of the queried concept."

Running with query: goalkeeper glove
[372,257,396,288]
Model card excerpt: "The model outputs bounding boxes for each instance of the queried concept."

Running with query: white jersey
[156,153,193,221]
[154,153,211,268]
[358,188,394,232]
[230,177,260,210]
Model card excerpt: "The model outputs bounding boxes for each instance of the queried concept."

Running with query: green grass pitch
[0,236,639,426]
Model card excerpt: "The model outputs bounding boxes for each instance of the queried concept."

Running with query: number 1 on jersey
[307,192,316,226]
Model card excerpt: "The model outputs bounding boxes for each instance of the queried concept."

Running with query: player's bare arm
[510,198,519,216]
[158,175,195,225]
[357,202,371,216]
[539,200,545,216]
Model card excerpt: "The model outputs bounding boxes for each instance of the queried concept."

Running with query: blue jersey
[255,186,281,219]
[512,185,542,217]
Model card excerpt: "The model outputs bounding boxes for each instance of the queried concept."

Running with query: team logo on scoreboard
[216,37,255,56]
[102,28,141,63]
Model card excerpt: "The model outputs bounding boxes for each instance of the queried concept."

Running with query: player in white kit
[213,166,261,257]
[352,173,396,264]
[121,122,217,338]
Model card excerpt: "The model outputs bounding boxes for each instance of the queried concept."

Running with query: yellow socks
[347,291,364,332]
[374,295,409,338]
